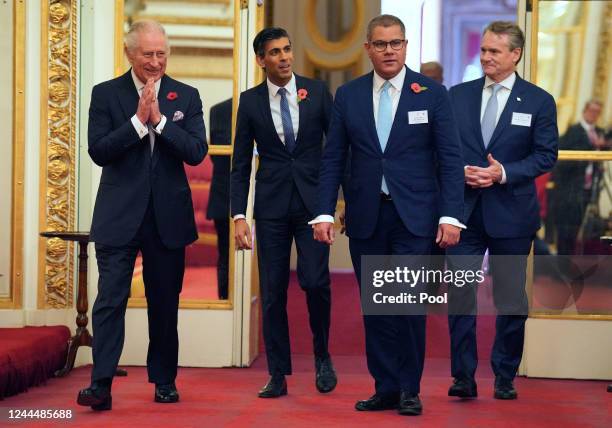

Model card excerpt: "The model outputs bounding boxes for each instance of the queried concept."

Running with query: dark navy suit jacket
[448,74,558,238]
[231,75,333,219]
[317,67,464,239]
[89,70,207,249]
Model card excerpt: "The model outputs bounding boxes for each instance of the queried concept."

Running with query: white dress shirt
[267,74,300,144]
[130,69,166,151]
[233,74,300,221]
[310,67,464,229]
[373,66,405,129]
[477,73,516,183]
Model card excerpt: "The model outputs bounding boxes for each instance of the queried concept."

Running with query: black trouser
[256,187,331,375]
[214,218,230,299]
[91,199,185,385]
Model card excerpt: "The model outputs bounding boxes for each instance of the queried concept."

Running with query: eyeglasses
[370,39,406,52]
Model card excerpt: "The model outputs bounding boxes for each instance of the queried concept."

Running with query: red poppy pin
[167,91,178,101]
[297,88,308,103]
[410,83,428,93]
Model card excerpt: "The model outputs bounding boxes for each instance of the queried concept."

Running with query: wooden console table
[40,231,127,378]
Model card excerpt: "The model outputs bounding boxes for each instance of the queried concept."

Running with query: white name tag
[511,112,532,127]
[408,110,428,125]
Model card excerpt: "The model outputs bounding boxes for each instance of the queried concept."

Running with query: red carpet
[2,274,610,426]
[0,326,70,399]
[2,360,609,427]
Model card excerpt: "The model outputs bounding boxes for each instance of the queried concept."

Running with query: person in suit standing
[206,98,232,299]
[313,15,465,416]
[231,27,337,398]
[77,20,207,410]
[446,21,558,400]
[552,100,605,256]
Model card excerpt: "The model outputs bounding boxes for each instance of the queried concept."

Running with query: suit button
[290,158,295,161]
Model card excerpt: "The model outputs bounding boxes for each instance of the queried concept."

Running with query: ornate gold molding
[38,0,77,309]
[593,2,611,113]
[305,0,365,54]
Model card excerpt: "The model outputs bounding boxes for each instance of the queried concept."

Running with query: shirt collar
[131,68,162,95]
[580,118,594,133]
[484,72,516,92]
[373,66,406,93]
[267,74,297,97]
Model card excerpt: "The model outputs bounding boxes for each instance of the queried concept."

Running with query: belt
[380,193,392,201]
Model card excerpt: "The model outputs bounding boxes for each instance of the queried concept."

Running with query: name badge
[511,112,532,127]
[408,110,428,125]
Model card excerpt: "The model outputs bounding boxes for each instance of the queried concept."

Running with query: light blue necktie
[278,88,296,153]
[481,83,502,148]
[377,81,392,194]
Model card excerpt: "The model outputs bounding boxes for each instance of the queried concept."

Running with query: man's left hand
[465,154,503,188]
[436,223,461,248]
[150,94,162,126]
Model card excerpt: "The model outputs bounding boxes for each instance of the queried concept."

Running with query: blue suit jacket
[318,67,464,239]
[448,74,558,238]
[231,75,333,219]
[89,70,207,248]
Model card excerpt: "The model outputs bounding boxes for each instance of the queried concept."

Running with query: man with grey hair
[77,20,207,410]
[447,21,557,400]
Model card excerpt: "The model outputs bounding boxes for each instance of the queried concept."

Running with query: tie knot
[490,83,502,95]
[278,87,287,97]
[381,81,392,93]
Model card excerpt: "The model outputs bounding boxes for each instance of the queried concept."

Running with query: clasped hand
[136,78,162,127]
[465,154,503,188]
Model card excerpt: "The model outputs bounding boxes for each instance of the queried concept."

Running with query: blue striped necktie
[278,88,296,153]
[481,83,502,147]
[377,81,392,194]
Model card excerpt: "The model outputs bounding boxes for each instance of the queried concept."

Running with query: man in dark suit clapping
[77,20,207,410]
[231,28,337,398]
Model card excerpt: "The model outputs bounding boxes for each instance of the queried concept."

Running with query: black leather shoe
[494,376,517,400]
[258,374,287,398]
[398,392,422,416]
[355,394,399,411]
[608,384,612,393]
[155,383,180,403]
[77,385,112,411]
[315,356,337,393]
[448,377,478,398]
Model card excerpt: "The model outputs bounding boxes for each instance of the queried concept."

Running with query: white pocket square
[172,111,184,122]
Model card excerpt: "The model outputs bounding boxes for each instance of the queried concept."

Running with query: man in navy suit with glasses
[314,14,465,416]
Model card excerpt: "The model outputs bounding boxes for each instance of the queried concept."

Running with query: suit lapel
[256,81,285,148]
[470,77,486,153]
[295,75,309,148]
[487,73,526,151]
[116,70,140,121]
[385,67,416,153]
[152,75,174,168]
[363,72,382,154]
